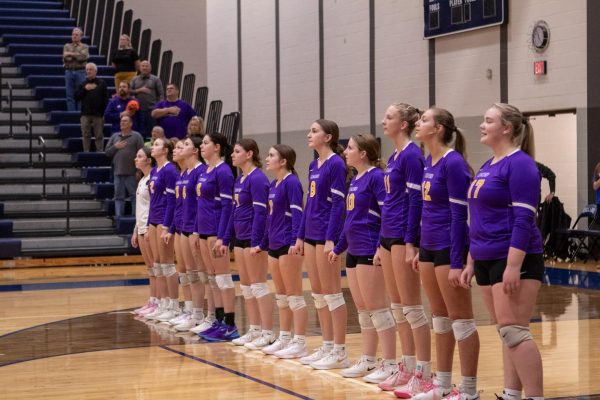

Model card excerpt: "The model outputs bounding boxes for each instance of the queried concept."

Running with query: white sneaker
[168,312,190,326]
[145,301,167,320]
[190,317,216,334]
[310,348,350,370]
[340,355,378,377]
[244,332,275,350]
[363,360,399,383]
[174,317,199,332]
[156,308,181,323]
[442,388,480,400]
[232,329,261,346]
[299,345,332,365]
[273,338,308,359]
[263,336,292,355]
[412,386,453,400]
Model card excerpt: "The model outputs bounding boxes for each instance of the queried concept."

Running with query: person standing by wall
[63,27,89,112]
[151,83,196,139]
[110,34,140,88]
[130,60,164,138]
[75,63,108,152]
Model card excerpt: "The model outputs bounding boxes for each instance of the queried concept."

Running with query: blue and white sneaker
[203,324,240,342]
[197,321,223,339]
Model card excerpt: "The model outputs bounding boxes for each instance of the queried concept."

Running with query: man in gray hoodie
[105,115,144,217]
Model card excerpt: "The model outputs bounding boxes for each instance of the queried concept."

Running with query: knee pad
[187,270,200,284]
[370,308,396,332]
[452,319,477,341]
[240,284,254,299]
[358,310,375,330]
[178,272,190,286]
[250,282,270,298]
[208,274,218,289]
[391,302,406,324]
[153,263,163,277]
[324,292,345,312]
[198,271,209,284]
[403,305,429,329]
[311,293,327,309]
[215,274,235,289]
[498,325,532,348]
[288,295,306,311]
[161,263,176,277]
[147,267,156,277]
[275,294,289,309]
[432,316,452,335]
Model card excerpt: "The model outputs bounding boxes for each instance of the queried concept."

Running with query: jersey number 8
[346,193,355,211]
[310,181,316,198]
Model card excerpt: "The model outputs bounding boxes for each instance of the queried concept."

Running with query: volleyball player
[410,108,480,400]
[461,103,544,400]
[132,147,157,316]
[375,103,429,393]
[193,133,238,342]
[328,134,398,382]
[290,119,348,370]
[226,139,273,349]
[144,138,180,322]
[256,144,308,358]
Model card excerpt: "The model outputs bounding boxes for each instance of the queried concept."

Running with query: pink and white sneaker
[394,371,435,399]
[134,302,152,314]
[378,363,413,391]
[443,389,480,400]
[139,303,158,316]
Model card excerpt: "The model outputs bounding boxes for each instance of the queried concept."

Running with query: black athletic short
[181,231,193,237]
[474,253,545,286]
[346,253,375,268]
[268,245,291,259]
[198,233,217,240]
[379,237,405,251]
[419,247,451,267]
[149,223,158,228]
[304,238,326,247]
[233,238,251,249]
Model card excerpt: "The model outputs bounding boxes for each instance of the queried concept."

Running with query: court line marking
[160,344,314,400]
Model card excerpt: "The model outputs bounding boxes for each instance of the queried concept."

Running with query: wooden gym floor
[0,257,599,399]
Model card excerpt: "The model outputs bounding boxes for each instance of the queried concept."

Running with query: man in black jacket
[75,63,109,152]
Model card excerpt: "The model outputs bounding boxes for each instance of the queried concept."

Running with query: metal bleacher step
[1,75,26,86]
[0,111,47,122]
[0,87,34,97]
[19,234,131,257]
[0,167,82,184]
[1,199,106,218]
[0,182,93,200]
[4,99,42,109]
[0,137,63,153]
[12,217,114,237]
[1,65,19,74]
[0,152,73,168]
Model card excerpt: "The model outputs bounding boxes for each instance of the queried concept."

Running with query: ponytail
[207,132,235,175]
[430,107,474,175]
[520,119,535,158]
[491,103,535,159]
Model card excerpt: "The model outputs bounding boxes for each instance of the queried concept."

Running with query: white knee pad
[312,293,328,309]
[153,263,163,277]
[324,292,345,311]
[391,302,406,324]
[215,274,235,289]
[498,325,532,348]
[250,282,270,298]
[207,274,218,289]
[198,271,209,284]
[178,272,190,286]
[240,284,254,299]
[432,316,452,335]
[147,267,156,277]
[452,319,477,341]
[187,270,200,284]
[403,305,429,329]
[275,294,289,309]
[358,310,375,330]
[370,308,396,332]
[161,263,176,277]
[288,295,306,311]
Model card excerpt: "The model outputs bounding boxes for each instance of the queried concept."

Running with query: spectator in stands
[63,27,89,112]
[75,63,109,152]
[105,115,144,218]
[151,83,196,139]
[187,116,204,137]
[110,34,140,89]
[130,60,164,138]
[104,81,142,133]
[145,126,166,148]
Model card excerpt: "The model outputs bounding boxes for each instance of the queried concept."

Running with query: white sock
[262,329,273,336]
[150,296,158,304]
[293,334,305,343]
[184,301,193,312]
[460,376,477,396]
[435,371,452,389]
[192,308,204,320]
[280,330,292,339]
[323,340,334,349]
[364,354,376,362]
[503,388,521,399]
[170,298,180,310]
[333,343,345,351]
[402,355,417,373]
[416,361,432,377]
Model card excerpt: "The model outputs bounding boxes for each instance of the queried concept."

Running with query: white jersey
[135,175,151,235]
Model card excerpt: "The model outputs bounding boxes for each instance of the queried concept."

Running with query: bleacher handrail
[26,107,33,166]
[38,136,46,198]
[7,81,13,138]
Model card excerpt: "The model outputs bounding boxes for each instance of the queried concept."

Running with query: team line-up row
[131,102,544,400]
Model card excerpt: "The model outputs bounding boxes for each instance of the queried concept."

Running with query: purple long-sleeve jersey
[260,173,304,251]
[334,167,385,256]
[181,162,207,233]
[297,153,346,242]
[147,162,178,227]
[421,150,471,269]
[170,170,186,234]
[380,142,425,244]
[226,168,269,247]
[194,161,234,243]
[468,149,543,260]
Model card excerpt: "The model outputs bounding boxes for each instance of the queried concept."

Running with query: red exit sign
[534,60,547,75]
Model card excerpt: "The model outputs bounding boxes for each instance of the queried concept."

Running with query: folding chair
[558,204,600,263]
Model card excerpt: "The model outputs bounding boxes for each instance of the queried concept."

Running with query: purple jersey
[298,153,346,242]
[421,150,471,268]
[194,161,234,242]
[170,170,186,234]
[147,162,178,226]
[468,149,543,260]
[181,162,207,233]
[334,167,385,256]
[227,168,269,247]
[261,173,304,251]
[380,142,424,244]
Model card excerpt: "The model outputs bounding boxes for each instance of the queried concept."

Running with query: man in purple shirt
[151,83,196,139]
[104,81,142,133]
